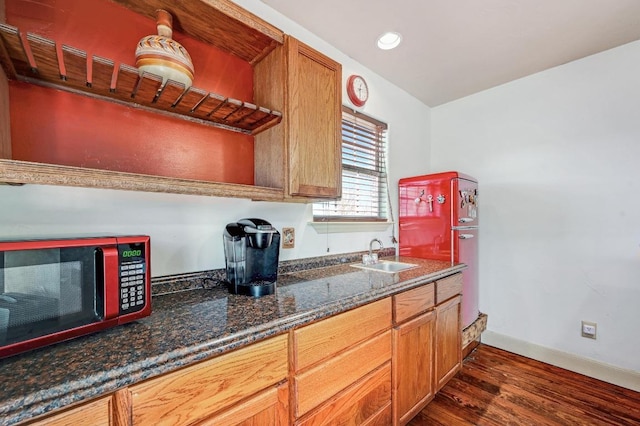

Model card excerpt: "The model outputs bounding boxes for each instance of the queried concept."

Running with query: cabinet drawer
[197,382,288,426]
[130,334,288,425]
[435,273,463,304]
[296,363,391,426]
[364,403,393,426]
[295,330,392,418]
[393,283,435,324]
[27,396,111,426]
[293,298,392,372]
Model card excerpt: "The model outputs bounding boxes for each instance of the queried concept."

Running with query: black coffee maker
[223,218,280,297]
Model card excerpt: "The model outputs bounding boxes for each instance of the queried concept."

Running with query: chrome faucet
[369,238,384,256]
[366,238,384,264]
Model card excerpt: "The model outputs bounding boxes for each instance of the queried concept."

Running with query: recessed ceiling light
[377,31,402,50]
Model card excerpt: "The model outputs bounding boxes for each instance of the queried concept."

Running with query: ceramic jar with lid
[135,9,195,88]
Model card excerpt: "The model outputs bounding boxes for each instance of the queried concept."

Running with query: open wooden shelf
[0,23,282,135]
[0,159,284,200]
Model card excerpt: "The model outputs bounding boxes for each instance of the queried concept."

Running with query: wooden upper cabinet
[255,36,342,200]
[287,37,342,198]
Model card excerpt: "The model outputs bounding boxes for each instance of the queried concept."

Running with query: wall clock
[346,74,369,107]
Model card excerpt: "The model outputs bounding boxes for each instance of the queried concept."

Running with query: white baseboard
[482,330,640,392]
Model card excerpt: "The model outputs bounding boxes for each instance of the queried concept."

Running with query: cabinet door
[287,36,342,198]
[197,382,288,426]
[434,295,462,391]
[392,310,435,426]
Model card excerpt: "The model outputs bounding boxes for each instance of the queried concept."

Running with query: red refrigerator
[398,171,479,329]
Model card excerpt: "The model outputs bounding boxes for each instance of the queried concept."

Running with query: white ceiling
[259,0,640,107]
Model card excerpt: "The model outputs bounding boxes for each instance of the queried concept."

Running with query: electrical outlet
[282,227,295,249]
[581,321,597,339]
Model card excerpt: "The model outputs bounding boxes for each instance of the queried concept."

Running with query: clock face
[347,75,369,107]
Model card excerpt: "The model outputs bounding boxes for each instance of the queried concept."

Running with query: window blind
[313,106,389,221]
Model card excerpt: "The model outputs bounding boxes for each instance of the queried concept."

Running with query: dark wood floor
[409,344,640,426]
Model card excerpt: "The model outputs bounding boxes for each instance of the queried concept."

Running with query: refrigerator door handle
[458,233,475,239]
[458,217,474,223]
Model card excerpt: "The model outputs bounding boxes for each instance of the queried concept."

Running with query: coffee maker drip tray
[227,280,276,298]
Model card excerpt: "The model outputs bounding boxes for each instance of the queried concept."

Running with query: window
[313,106,389,222]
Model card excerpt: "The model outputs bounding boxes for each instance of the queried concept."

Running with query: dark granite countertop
[0,255,463,425]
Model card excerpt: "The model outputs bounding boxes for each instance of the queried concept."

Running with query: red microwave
[0,236,151,358]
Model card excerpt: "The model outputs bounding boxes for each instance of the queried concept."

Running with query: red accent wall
[6,0,255,184]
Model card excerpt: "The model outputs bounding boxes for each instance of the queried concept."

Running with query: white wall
[0,1,431,277]
[431,40,640,373]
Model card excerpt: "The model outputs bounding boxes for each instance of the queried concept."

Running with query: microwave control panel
[118,243,147,314]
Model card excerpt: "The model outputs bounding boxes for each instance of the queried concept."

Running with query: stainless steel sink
[350,260,418,273]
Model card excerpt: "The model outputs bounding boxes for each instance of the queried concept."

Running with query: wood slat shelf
[0,23,283,135]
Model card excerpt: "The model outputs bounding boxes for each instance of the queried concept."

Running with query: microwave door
[0,246,104,347]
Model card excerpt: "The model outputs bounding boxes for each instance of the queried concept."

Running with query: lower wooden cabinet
[292,298,391,373]
[20,274,465,426]
[25,395,113,426]
[197,382,289,426]
[292,299,393,424]
[434,295,462,391]
[130,334,288,425]
[297,363,392,426]
[391,283,436,426]
[294,330,392,419]
[392,275,462,425]
[392,311,436,426]
[434,274,463,305]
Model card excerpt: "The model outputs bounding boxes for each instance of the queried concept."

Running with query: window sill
[308,221,394,234]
